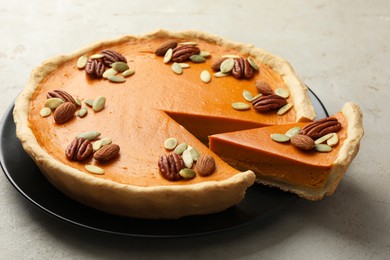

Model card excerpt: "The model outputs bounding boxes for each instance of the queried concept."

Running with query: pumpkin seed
[92,96,106,112]
[199,51,211,58]
[85,99,94,107]
[247,57,259,71]
[189,55,205,63]
[182,149,193,168]
[90,53,104,59]
[179,168,196,179]
[232,102,251,111]
[92,138,112,151]
[85,164,105,175]
[111,62,129,72]
[45,98,64,110]
[77,107,88,117]
[103,68,118,79]
[178,63,190,69]
[222,54,240,59]
[179,41,197,46]
[108,75,126,83]
[251,93,263,102]
[174,143,188,155]
[76,131,101,140]
[164,137,178,150]
[188,146,200,161]
[277,103,293,115]
[200,70,211,83]
[327,133,339,146]
[315,144,332,153]
[275,88,290,98]
[75,98,82,106]
[163,48,173,63]
[77,55,88,69]
[271,133,290,143]
[314,133,334,145]
[39,107,51,117]
[122,69,135,77]
[220,58,235,73]
[101,137,112,146]
[243,90,253,102]
[171,62,183,75]
[285,126,301,138]
[213,71,229,78]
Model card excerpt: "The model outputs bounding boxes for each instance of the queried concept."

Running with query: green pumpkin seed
[188,146,200,161]
[164,137,178,150]
[220,58,235,73]
[108,75,126,83]
[200,70,211,83]
[39,107,51,117]
[77,107,88,117]
[75,98,82,106]
[174,143,188,155]
[315,144,332,153]
[76,131,101,140]
[213,71,229,78]
[111,62,129,72]
[222,54,240,59]
[45,98,64,110]
[199,51,211,58]
[171,62,183,75]
[277,103,293,115]
[179,168,196,179]
[85,99,94,107]
[243,90,253,102]
[327,133,339,146]
[189,55,205,63]
[314,133,335,145]
[92,96,106,112]
[90,53,104,59]
[251,93,263,102]
[178,63,190,69]
[271,133,290,143]
[275,88,290,98]
[232,102,251,111]
[85,164,105,175]
[247,57,259,71]
[285,126,301,138]
[77,55,88,69]
[179,41,197,46]
[92,138,112,151]
[163,48,173,63]
[103,68,118,79]
[182,150,193,168]
[122,69,135,77]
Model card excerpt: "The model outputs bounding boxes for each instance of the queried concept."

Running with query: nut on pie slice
[13,29,342,219]
[209,102,364,200]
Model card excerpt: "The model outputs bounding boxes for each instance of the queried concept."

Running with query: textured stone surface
[0,0,389,258]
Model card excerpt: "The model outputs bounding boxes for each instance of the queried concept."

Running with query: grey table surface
[0,0,389,259]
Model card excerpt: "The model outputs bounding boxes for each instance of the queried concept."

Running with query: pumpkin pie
[13,30,357,219]
[209,102,364,200]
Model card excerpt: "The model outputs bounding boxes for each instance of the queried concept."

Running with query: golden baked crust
[13,29,317,218]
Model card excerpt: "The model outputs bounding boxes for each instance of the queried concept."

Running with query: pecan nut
[47,89,78,106]
[66,138,93,161]
[231,58,254,79]
[300,117,341,139]
[53,102,77,124]
[102,49,127,66]
[290,134,315,151]
[158,153,185,181]
[85,58,105,78]
[255,80,274,95]
[211,57,228,71]
[171,45,200,62]
[252,94,287,112]
[155,40,178,56]
[196,155,216,176]
[93,144,120,162]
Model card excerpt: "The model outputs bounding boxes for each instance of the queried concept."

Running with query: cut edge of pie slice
[209,102,364,201]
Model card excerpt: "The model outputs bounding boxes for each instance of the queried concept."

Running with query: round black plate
[0,90,328,238]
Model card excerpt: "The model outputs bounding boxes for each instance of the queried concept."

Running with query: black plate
[0,90,328,238]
